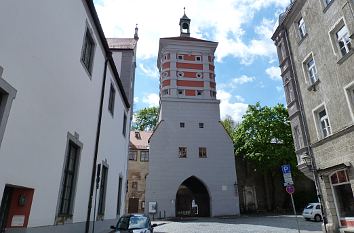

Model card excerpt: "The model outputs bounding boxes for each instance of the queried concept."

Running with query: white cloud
[134,97,139,103]
[217,89,248,122]
[266,66,282,81]
[233,75,255,85]
[219,75,255,89]
[94,0,287,62]
[139,64,159,79]
[142,93,159,107]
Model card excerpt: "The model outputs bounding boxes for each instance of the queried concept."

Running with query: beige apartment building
[125,131,152,214]
[272,0,354,232]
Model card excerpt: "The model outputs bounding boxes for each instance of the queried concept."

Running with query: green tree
[132,107,159,131]
[233,102,296,210]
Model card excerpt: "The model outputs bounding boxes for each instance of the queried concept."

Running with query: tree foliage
[233,102,296,172]
[132,107,159,131]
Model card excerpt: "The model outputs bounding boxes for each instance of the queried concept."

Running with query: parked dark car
[110,214,157,233]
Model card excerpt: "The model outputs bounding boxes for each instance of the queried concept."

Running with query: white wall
[0,0,130,228]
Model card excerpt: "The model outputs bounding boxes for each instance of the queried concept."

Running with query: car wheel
[314,214,322,222]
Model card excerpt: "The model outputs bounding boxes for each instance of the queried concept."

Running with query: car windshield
[117,216,149,230]
[305,204,314,209]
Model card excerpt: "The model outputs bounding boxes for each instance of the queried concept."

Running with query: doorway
[128,198,139,213]
[175,176,210,217]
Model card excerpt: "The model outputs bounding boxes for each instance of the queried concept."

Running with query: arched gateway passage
[175,176,210,217]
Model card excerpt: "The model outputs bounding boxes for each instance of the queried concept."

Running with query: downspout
[85,55,110,233]
[284,29,328,232]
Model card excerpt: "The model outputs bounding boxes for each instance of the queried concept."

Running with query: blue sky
[94,0,290,122]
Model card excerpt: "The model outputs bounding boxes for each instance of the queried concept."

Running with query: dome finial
[179,7,191,37]
[134,24,139,41]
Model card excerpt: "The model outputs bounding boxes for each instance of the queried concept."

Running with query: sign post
[282,165,300,233]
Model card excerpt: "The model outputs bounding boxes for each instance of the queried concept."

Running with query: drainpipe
[283,29,328,232]
[85,55,109,233]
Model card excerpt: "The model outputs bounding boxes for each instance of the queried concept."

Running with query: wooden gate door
[128,198,139,213]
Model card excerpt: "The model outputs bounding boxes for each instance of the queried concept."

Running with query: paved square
[153,215,322,233]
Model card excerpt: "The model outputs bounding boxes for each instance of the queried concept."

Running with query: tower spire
[134,24,139,41]
[179,7,191,37]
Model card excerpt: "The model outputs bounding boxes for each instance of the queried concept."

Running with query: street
[153,215,322,233]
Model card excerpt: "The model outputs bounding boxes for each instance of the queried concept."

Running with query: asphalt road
[153,215,322,233]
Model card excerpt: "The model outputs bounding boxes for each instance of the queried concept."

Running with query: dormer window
[135,131,141,139]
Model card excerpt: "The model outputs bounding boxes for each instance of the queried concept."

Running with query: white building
[145,12,240,218]
[0,1,137,232]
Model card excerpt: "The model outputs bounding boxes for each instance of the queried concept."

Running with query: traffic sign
[286,185,295,194]
[281,164,291,174]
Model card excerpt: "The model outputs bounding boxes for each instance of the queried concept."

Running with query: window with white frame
[195,56,201,61]
[304,56,318,85]
[178,147,187,158]
[162,89,169,96]
[180,122,185,128]
[197,90,203,96]
[336,25,352,56]
[178,89,184,95]
[177,54,183,60]
[298,17,307,39]
[318,108,331,138]
[345,82,354,120]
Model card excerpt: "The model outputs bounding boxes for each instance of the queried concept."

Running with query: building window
[129,151,137,161]
[197,90,203,96]
[177,55,183,60]
[177,71,184,78]
[108,83,115,115]
[132,181,138,190]
[199,123,204,128]
[336,25,352,56]
[81,28,95,75]
[140,151,149,162]
[345,82,354,121]
[180,122,185,128]
[58,140,81,216]
[195,56,201,61]
[0,74,16,148]
[162,89,169,95]
[116,176,123,215]
[178,89,184,95]
[319,109,331,138]
[303,55,318,85]
[293,126,301,150]
[298,17,307,39]
[122,113,127,137]
[196,72,203,78]
[210,91,216,97]
[199,147,207,158]
[178,147,187,158]
[314,105,332,139]
[162,72,168,78]
[330,170,354,219]
[98,164,108,216]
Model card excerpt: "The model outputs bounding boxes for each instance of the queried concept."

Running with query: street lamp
[302,152,328,232]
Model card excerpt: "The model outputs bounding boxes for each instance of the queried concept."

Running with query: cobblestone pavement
[152,215,322,233]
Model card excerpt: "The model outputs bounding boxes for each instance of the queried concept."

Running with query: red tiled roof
[130,131,152,150]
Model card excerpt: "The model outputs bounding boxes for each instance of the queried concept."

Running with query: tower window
[178,89,184,95]
[199,123,204,128]
[180,122,185,128]
[162,89,169,95]
[196,72,203,78]
[178,147,187,158]
[199,147,207,158]
[197,90,203,96]
[177,71,184,77]
[195,56,202,61]
[177,55,183,60]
